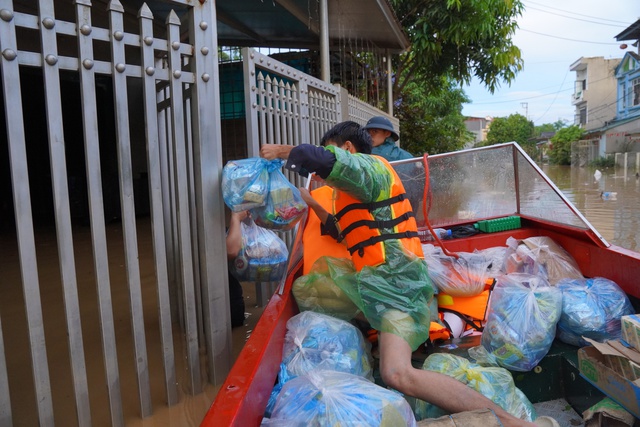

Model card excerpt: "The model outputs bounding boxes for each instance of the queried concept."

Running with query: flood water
[3,164,640,427]
[541,164,640,252]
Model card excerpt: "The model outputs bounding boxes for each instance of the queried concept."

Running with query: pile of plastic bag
[264,311,374,418]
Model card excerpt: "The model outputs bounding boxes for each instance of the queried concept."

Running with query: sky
[461,0,640,126]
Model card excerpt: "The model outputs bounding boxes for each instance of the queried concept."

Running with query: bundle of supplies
[264,311,373,417]
[292,256,361,321]
[556,277,634,347]
[413,353,536,422]
[504,236,583,285]
[222,157,269,212]
[469,273,562,371]
[263,370,416,427]
[250,159,307,231]
[422,244,492,297]
[232,218,288,282]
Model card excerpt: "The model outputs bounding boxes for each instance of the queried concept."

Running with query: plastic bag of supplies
[232,217,288,282]
[422,245,492,297]
[222,157,269,212]
[292,256,361,321]
[251,159,307,231]
[469,273,562,371]
[412,353,536,422]
[556,277,634,347]
[262,370,416,427]
[264,311,373,417]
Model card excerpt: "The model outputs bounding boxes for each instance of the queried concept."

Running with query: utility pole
[521,102,528,120]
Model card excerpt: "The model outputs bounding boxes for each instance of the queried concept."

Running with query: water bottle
[420,228,452,242]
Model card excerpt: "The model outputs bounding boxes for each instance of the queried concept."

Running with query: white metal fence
[0,1,226,425]
[0,2,395,426]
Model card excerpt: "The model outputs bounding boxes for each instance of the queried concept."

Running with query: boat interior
[204,143,640,426]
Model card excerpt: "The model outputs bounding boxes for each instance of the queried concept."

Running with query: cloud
[462,0,636,125]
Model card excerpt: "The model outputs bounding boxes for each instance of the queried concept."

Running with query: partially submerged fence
[0,2,395,426]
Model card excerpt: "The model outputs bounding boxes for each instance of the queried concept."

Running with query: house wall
[571,57,621,131]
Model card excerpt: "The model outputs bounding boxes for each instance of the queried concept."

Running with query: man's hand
[260,144,293,160]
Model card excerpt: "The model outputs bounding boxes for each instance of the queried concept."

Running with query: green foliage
[389,0,524,98]
[485,114,534,146]
[548,125,583,165]
[396,76,474,155]
[552,119,569,130]
[534,123,555,137]
[589,156,615,168]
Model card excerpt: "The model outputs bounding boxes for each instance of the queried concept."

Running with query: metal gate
[0,1,229,426]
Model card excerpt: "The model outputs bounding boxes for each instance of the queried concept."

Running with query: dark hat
[363,116,399,141]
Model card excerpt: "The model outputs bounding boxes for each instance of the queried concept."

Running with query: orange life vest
[332,155,423,271]
[302,185,350,275]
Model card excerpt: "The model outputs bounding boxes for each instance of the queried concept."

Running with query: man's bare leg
[377,332,537,427]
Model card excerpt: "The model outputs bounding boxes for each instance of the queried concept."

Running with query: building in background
[464,116,492,147]
[570,56,621,131]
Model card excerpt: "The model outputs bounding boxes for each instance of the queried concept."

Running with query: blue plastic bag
[250,159,307,231]
[556,277,634,347]
[471,273,562,372]
[222,157,269,212]
[232,217,288,282]
[263,370,416,426]
[264,311,373,417]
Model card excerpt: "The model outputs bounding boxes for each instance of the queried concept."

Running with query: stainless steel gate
[0,1,229,426]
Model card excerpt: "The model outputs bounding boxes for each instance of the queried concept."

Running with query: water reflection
[542,164,640,252]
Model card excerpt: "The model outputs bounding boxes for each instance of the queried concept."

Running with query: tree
[548,125,583,165]
[534,123,555,137]
[484,113,533,146]
[389,0,524,102]
[396,76,474,155]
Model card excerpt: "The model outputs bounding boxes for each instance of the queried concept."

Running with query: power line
[526,6,629,28]
[525,0,634,25]
[519,28,621,45]
[532,69,569,122]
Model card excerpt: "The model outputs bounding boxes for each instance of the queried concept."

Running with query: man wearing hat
[363,116,414,161]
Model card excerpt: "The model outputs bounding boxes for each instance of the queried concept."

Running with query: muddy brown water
[2,165,639,426]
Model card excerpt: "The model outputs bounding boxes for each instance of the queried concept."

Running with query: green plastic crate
[474,216,521,233]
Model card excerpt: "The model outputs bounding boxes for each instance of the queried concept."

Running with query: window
[579,108,586,125]
[633,78,640,106]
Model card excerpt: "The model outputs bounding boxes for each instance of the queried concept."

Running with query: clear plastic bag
[471,273,562,371]
[504,236,583,285]
[292,256,361,321]
[556,277,634,347]
[413,353,536,422]
[263,370,416,427]
[422,245,492,297]
[251,159,307,231]
[232,218,288,282]
[222,157,269,212]
[264,311,373,418]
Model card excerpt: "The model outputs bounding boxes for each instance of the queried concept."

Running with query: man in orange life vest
[260,121,537,427]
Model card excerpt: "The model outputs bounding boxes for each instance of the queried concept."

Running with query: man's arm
[299,187,340,240]
[226,211,248,260]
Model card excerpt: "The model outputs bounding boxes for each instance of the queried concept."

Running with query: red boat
[202,142,640,426]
